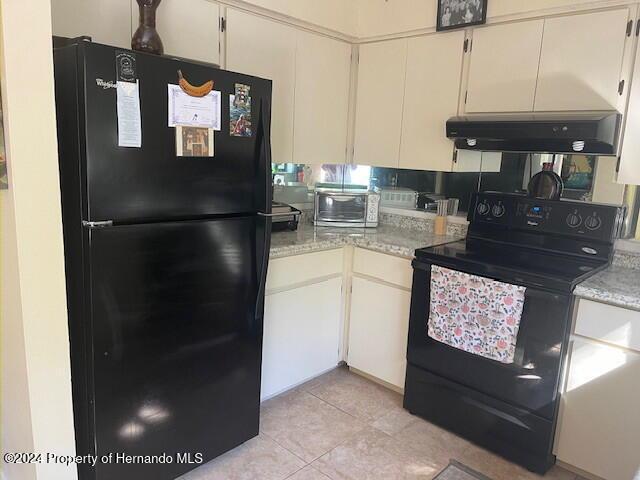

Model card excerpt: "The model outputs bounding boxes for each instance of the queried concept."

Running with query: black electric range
[404,192,625,474]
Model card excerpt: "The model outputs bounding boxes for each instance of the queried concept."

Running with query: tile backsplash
[379,211,468,237]
[613,249,640,270]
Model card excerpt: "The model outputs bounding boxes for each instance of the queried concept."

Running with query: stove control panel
[469,192,625,243]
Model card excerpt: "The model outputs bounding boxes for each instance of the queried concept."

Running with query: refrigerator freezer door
[78,42,272,221]
[87,217,263,480]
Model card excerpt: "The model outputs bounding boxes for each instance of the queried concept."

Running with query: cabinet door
[294,31,351,165]
[52,0,132,48]
[131,0,220,65]
[226,9,296,164]
[452,150,502,173]
[556,337,640,480]
[534,9,630,112]
[618,29,640,185]
[348,277,411,389]
[399,31,464,171]
[353,39,407,168]
[262,277,342,400]
[465,20,544,113]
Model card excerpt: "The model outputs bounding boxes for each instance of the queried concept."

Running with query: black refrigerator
[53,39,273,480]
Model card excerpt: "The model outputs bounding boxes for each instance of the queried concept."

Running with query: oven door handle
[330,195,366,202]
[315,216,365,223]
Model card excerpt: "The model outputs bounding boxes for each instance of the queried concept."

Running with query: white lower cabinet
[261,276,342,400]
[348,275,411,390]
[262,247,414,398]
[555,300,640,480]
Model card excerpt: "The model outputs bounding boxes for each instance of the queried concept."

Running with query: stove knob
[477,203,490,215]
[491,204,506,217]
[566,213,582,228]
[585,215,602,230]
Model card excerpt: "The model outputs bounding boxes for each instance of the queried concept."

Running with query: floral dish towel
[428,265,526,364]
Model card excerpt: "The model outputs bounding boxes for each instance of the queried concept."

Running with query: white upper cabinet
[226,9,296,164]
[465,20,544,113]
[453,150,502,173]
[619,28,640,185]
[293,32,351,165]
[353,39,407,168]
[534,8,630,112]
[399,31,465,171]
[131,0,220,65]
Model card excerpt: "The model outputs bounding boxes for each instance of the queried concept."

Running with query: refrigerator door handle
[257,211,296,218]
[82,220,114,228]
[255,98,273,323]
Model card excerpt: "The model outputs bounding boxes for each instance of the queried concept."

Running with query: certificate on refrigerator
[168,84,221,130]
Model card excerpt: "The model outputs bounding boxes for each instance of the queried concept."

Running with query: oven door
[407,259,573,421]
[315,193,367,224]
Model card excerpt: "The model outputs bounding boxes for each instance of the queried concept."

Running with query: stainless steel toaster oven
[314,190,379,228]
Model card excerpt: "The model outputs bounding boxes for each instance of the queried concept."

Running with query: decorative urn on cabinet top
[132,0,164,55]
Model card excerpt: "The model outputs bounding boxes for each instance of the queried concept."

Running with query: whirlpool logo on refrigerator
[95,78,116,89]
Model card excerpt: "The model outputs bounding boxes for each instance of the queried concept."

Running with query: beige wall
[354,0,618,38]
[241,0,358,36]
[50,0,359,44]
[0,0,77,479]
[1,191,36,480]
[243,0,614,38]
[50,0,632,42]
[51,0,132,48]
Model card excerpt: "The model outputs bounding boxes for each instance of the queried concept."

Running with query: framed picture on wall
[437,0,488,31]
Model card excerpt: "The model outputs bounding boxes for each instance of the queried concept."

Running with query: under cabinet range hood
[446,112,622,155]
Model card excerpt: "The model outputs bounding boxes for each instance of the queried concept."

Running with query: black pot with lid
[527,162,564,200]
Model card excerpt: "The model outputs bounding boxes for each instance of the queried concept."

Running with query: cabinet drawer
[575,299,640,352]
[353,248,412,289]
[267,249,343,292]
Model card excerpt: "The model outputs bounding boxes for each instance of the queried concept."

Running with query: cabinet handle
[619,80,625,95]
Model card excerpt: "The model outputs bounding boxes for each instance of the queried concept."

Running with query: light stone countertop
[272,222,640,312]
[574,262,640,312]
[270,223,462,260]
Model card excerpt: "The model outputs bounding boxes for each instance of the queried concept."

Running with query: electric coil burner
[404,192,625,474]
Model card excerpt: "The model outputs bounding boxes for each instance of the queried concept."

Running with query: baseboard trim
[348,366,404,395]
[555,460,606,480]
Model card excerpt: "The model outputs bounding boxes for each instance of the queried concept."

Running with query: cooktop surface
[415,239,608,292]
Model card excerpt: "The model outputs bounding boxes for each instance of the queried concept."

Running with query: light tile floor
[180,367,585,480]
